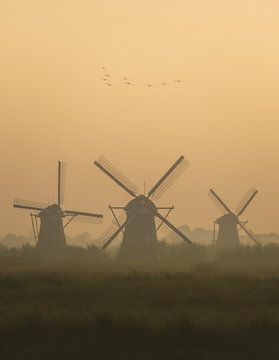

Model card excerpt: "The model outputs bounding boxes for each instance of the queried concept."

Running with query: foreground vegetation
[1,244,279,359]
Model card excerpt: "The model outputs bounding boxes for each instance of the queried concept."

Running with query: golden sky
[1,0,279,238]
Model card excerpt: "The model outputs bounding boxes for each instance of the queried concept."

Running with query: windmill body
[216,213,240,247]
[210,188,259,247]
[37,204,66,255]
[121,195,158,260]
[94,155,192,260]
[14,161,103,256]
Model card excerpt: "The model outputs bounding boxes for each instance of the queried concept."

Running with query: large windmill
[14,161,103,255]
[94,155,192,260]
[209,188,259,247]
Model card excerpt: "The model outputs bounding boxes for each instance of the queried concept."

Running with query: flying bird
[145,84,153,87]
[161,82,168,86]
[174,79,182,83]
[124,81,132,85]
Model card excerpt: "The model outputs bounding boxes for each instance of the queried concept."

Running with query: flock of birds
[101,66,182,88]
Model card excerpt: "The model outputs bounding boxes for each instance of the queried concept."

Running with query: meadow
[1,244,279,359]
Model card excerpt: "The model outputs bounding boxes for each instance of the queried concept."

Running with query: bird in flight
[174,79,182,83]
[161,82,168,86]
[145,84,153,87]
[105,83,114,87]
[124,81,132,85]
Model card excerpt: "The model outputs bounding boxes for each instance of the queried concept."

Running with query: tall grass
[1,244,279,358]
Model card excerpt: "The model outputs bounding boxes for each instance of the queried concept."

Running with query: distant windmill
[209,188,259,247]
[14,161,103,255]
[94,156,192,260]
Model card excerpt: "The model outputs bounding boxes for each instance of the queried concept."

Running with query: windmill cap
[125,195,157,213]
[39,204,63,216]
[216,213,238,224]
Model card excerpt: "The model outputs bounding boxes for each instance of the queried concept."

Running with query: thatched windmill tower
[14,161,103,255]
[94,155,192,260]
[209,188,259,247]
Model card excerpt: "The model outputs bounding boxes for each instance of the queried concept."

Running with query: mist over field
[1,244,279,359]
[2,226,279,249]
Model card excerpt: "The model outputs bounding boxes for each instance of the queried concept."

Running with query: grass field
[1,245,279,359]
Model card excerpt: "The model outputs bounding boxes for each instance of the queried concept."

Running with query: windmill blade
[157,221,173,241]
[57,161,67,207]
[64,215,102,227]
[96,222,120,248]
[30,214,38,245]
[156,218,182,244]
[109,206,126,234]
[148,156,189,200]
[97,156,138,193]
[209,189,232,214]
[151,162,188,201]
[155,211,192,244]
[57,161,67,206]
[13,198,47,212]
[63,210,103,229]
[102,210,139,249]
[57,161,62,207]
[102,221,127,250]
[237,189,258,217]
[156,207,174,232]
[94,156,137,197]
[64,210,103,219]
[65,215,102,224]
[238,222,260,246]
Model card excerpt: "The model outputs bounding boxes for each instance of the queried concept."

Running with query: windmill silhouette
[209,188,259,247]
[94,155,192,260]
[14,161,103,255]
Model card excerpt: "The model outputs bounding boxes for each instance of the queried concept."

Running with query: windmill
[14,161,103,255]
[209,188,259,247]
[94,155,192,260]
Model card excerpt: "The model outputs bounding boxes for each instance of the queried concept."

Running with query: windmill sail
[96,222,120,248]
[155,211,192,244]
[64,209,103,218]
[151,161,188,201]
[238,222,260,246]
[58,161,67,207]
[64,214,102,225]
[209,189,232,214]
[148,156,189,200]
[236,189,258,216]
[94,156,138,197]
[14,198,47,211]
[156,218,184,244]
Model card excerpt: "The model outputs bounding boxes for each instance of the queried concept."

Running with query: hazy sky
[1,0,279,239]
